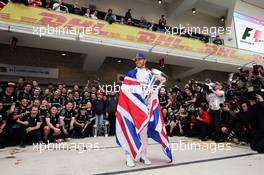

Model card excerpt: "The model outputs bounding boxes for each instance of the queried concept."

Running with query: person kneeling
[43,106,62,143]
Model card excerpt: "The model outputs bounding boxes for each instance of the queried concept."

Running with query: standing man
[92,93,106,137]
[116,52,172,167]
[206,82,225,142]
[106,91,118,136]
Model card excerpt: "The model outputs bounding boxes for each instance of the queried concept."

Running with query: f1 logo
[242,27,262,42]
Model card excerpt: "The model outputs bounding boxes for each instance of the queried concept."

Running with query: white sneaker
[126,155,135,167]
[140,156,152,165]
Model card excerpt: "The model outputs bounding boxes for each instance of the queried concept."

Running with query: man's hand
[180,129,184,134]
[234,109,240,114]
[196,117,202,121]
[256,94,264,102]
[22,121,29,126]
[54,128,61,134]
[26,127,32,133]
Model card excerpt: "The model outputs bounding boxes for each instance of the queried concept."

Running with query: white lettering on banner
[0,64,59,78]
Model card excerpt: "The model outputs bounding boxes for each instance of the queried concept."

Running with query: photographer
[206,82,225,142]
[250,94,264,153]
[104,9,117,24]
[220,102,236,142]
[253,65,264,89]
[190,105,210,141]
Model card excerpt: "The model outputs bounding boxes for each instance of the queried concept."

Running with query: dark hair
[19,77,26,81]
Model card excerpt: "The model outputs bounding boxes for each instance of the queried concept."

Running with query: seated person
[52,0,68,13]
[220,102,236,142]
[104,9,116,24]
[17,106,41,147]
[43,106,62,143]
[28,0,42,7]
[10,98,30,146]
[177,107,191,136]
[162,108,170,134]
[90,10,98,20]
[139,16,148,28]
[59,102,75,140]
[41,0,52,9]
[157,15,166,32]
[168,107,178,136]
[213,35,223,45]
[191,106,211,141]
[24,106,42,145]
[73,106,89,138]
[72,0,82,15]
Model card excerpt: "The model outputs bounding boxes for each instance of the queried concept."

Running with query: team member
[59,102,76,140]
[0,101,7,148]
[73,106,89,138]
[24,106,42,145]
[43,106,61,143]
[86,102,95,137]
[16,106,41,147]
[0,82,17,115]
[92,93,106,137]
[11,98,30,146]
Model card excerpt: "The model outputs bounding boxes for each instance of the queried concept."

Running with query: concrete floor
[0,136,263,175]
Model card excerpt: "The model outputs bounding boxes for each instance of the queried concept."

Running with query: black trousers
[0,128,7,148]
[191,122,209,139]
[73,124,88,138]
[27,130,41,144]
[10,125,41,145]
[251,132,264,153]
[209,109,223,141]
[108,112,116,136]
[8,126,27,145]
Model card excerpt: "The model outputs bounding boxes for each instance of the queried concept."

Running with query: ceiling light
[158,0,162,4]
[61,53,66,56]
[192,8,196,14]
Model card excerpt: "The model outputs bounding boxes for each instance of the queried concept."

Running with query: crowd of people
[159,65,264,153]
[0,78,118,148]
[0,0,223,45]
[0,64,264,154]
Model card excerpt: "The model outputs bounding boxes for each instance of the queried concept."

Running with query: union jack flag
[116,70,172,162]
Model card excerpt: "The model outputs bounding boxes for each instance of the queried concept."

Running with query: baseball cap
[133,52,146,60]
[7,82,15,87]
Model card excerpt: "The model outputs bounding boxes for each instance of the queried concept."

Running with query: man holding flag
[116,52,172,167]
